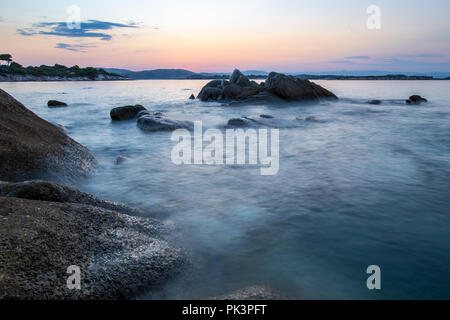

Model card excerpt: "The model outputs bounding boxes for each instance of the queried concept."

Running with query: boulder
[230,69,252,87]
[110,105,146,121]
[189,94,195,100]
[406,95,428,105]
[0,196,184,299]
[48,100,68,107]
[0,89,97,184]
[137,113,193,132]
[197,87,223,102]
[264,72,337,100]
[0,180,139,216]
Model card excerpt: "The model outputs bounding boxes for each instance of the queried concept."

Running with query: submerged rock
[110,105,147,121]
[48,100,68,107]
[0,89,97,184]
[115,156,130,165]
[368,100,382,105]
[137,113,193,132]
[197,69,337,104]
[212,286,290,300]
[406,95,428,105]
[0,195,184,299]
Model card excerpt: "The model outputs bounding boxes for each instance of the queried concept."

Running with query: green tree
[0,54,12,66]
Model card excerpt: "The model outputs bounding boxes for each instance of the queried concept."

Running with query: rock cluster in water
[197,69,338,103]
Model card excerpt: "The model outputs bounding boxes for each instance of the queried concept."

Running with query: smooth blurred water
[2,80,450,299]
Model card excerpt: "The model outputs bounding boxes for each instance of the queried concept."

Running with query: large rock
[110,105,146,121]
[0,196,184,299]
[0,89,97,184]
[264,72,338,100]
[137,112,193,132]
[0,180,140,216]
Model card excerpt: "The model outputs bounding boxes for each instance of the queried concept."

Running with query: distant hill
[102,68,450,80]
[104,68,196,79]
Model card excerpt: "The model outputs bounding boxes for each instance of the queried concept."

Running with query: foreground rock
[47,100,68,107]
[110,105,146,120]
[137,111,194,132]
[0,193,184,299]
[198,69,337,104]
[212,286,289,300]
[0,89,97,183]
[0,180,140,216]
[406,95,428,105]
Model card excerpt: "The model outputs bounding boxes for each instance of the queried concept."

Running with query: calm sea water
[2,80,450,299]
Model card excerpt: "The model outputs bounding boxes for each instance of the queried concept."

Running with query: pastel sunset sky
[1,0,449,72]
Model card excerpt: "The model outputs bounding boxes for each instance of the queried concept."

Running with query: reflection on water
[2,80,450,299]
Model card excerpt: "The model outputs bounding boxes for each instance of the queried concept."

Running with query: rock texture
[137,111,193,132]
[110,105,146,121]
[0,180,140,216]
[0,89,97,184]
[0,196,184,299]
[197,69,337,103]
[212,286,289,300]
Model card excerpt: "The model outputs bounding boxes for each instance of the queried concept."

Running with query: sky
[1,0,450,73]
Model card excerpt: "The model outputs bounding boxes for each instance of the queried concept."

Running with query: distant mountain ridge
[102,68,450,80]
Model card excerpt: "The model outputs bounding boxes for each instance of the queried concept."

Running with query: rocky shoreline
[0,74,127,82]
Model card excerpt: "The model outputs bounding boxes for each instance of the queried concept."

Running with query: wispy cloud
[54,43,96,52]
[345,56,371,60]
[328,60,356,64]
[17,20,139,41]
[399,53,444,58]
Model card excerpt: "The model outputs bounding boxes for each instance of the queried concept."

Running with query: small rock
[227,118,250,127]
[260,114,274,119]
[406,95,428,105]
[115,156,130,165]
[47,100,68,107]
[368,100,382,105]
[305,116,317,122]
[110,105,146,121]
[189,94,195,100]
[137,114,193,132]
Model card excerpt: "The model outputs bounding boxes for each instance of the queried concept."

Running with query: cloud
[54,43,96,52]
[399,53,444,58]
[345,56,371,60]
[328,60,356,64]
[16,20,139,41]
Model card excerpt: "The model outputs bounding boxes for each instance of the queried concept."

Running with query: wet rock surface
[110,105,146,120]
[212,286,290,300]
[0,196,185,299]
[197,69,337,104]
[0,89,97,184]
[0,180,140,216]
[137,112,194,132]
